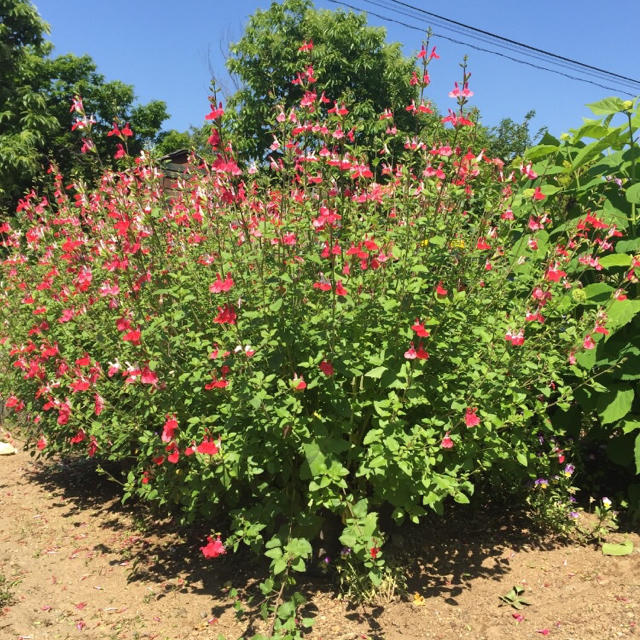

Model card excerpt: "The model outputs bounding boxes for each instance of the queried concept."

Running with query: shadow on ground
[24,455,571,639]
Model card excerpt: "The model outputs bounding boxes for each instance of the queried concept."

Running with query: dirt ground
[1,439,639,640]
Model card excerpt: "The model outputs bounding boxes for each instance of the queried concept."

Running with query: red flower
[415,343,429,360]
[292,374,307,391]
[75,354,91,366]
[205,376,229,390]
[213,304,236,325]
[94,393,104,416]
[162,415,179,442]
[464,407,480,428]
[370,545,380,559]
[70,429,86,444]
[335,280,348,296]
[411,319,430,338]
[197,437,219,455]
[205,102,225,121]
[532,186,546,201]
[140,367,158,385]
[441,432,454,449]
[123,329,142,345]
[5,395,23,410]
[404,343,417,360]
[166,442,179,464]
[583,334,596,350]
[545,264,567,282]
[70,378,90,392]
[200,536,226,558]
[319,360,334,376]
[87,436,98,458]
[435,282,448,296]
[209,273,234,293]
[37,435,47,450]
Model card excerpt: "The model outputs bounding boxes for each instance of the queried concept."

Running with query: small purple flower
[563,463,575,477]
[535,478,549,489]
[568,511,580,519]
[602,497,612,509]
[323,555,331,564]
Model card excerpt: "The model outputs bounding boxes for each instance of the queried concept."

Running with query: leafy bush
[524,97,640,511]
[0,41,627,637]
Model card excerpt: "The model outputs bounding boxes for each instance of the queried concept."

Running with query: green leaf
[286,538,312,558]
[616,238,640,253]
[602,540,634,556]
[626,182,640,204]
[303,442,326,477]
[587,97,627,115]
[608,300,640,331]
[276,601,295,619]
[583,283,614,304]
[596,388,634,425]
[363,429,382,445]
[272,558,287,575]
[636,433,640,474]
[621,419,640,434]
[365,366,387,380]
[598,254,632,269]
[516,452,528,467]
[524,144,558,161]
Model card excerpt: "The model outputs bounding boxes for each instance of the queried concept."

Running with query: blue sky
[34,0,639,140]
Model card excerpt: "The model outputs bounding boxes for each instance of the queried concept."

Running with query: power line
[364,0,640,91]
[327,0,639,97]
[385,0,640,88]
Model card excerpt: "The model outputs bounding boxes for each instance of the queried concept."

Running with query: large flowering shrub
[0,40,629,633]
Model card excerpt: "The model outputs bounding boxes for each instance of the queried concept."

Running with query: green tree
[482,110,547,161]
[225,0,420,160]
[0,0,58,208]
[153,125,213,159]
[0,0,169,211]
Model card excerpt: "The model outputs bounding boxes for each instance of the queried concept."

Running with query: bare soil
[1,439,639,640]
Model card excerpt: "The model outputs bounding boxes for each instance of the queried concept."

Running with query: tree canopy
[0,0,169,211]
[224,0,420,160]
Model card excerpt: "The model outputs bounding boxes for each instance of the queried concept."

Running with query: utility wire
[327,0,638,97]
[385,0,640,88]
[365,0,640,91]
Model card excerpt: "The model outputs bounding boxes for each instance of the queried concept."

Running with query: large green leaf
[616,238,640,254]
[303,442,326,477]
[636,433,640,474]
[599,254,632,269]
[626,182,640,204]
[608,300,640,331]
[571,130,622,171]
[587,97,627,115]
[583,282,614,304]
[597,387,634,425]
[602,541,634,556]
[524,144,559,161]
